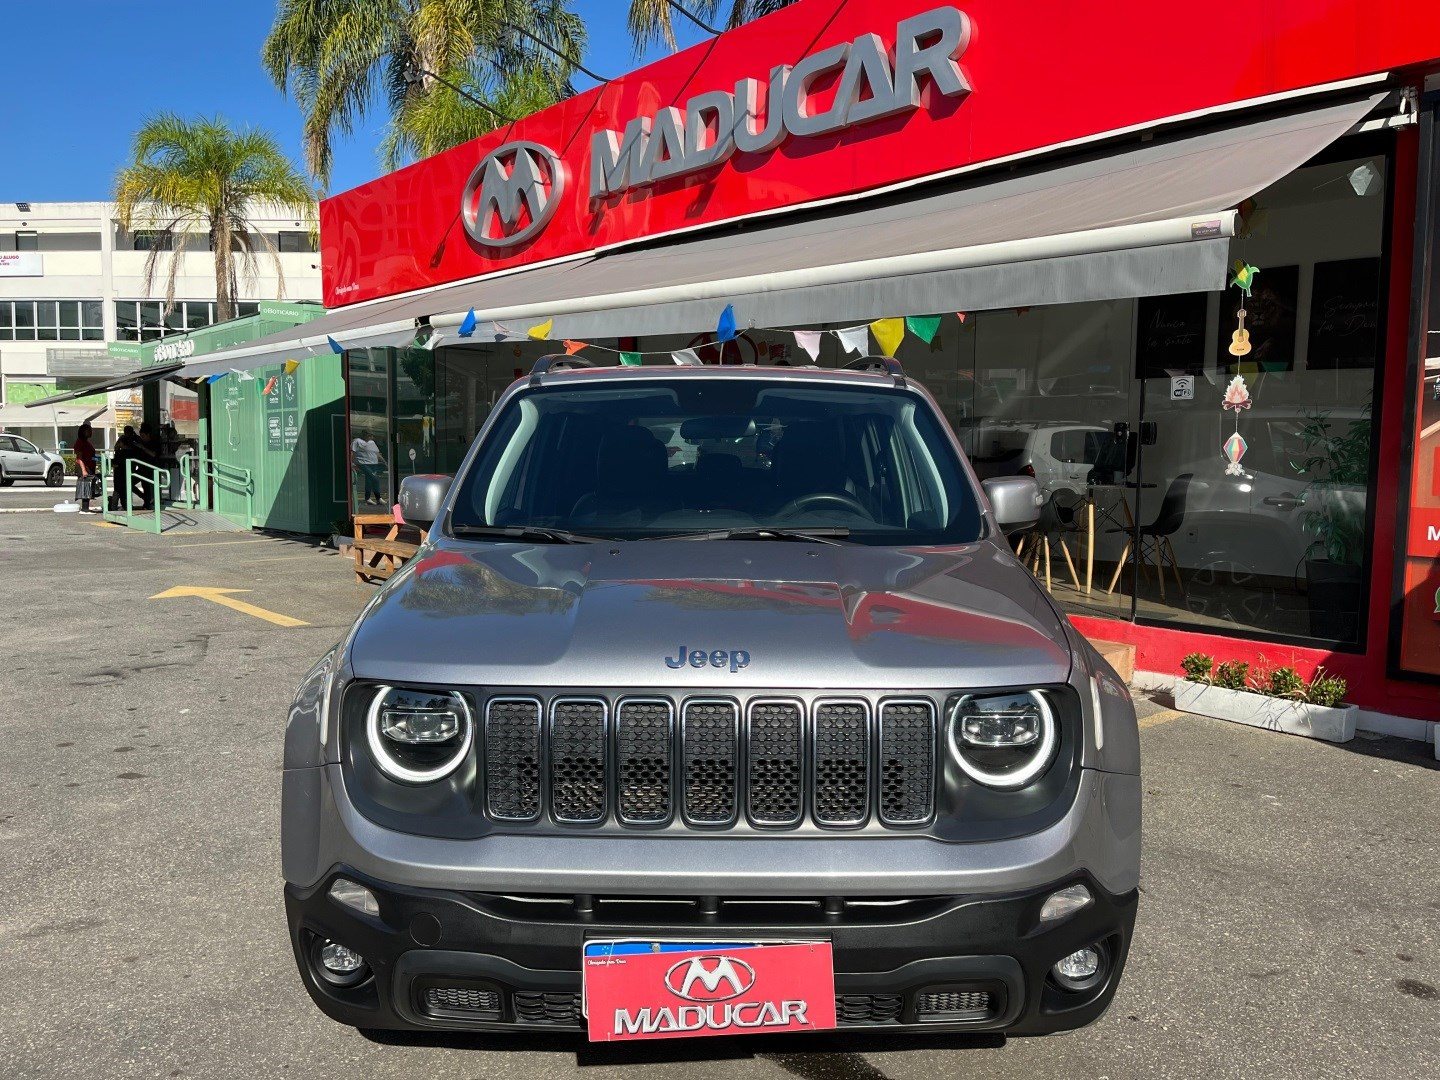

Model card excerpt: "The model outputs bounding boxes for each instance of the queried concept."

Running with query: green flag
[620,351,642,366]
[905,315,942,345]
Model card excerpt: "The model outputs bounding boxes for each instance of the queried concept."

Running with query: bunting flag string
[870,317,905,358]
[527,318,554,341]
[283,359,301,375]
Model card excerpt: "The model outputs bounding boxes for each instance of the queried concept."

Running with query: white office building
[0,201,320,449]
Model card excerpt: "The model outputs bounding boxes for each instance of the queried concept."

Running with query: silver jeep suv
[283,357,1140,1042]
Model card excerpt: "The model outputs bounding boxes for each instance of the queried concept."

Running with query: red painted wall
[322,0,1440,307]
[1076,121,1440,723]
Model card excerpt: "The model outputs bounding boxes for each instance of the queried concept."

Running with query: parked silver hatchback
[283,357,1140,1043]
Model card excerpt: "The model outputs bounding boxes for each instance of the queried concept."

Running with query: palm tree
[113,114,316,323]
[263,0,586,187]
[627,0,797,53]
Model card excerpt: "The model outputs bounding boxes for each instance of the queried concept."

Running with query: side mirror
[398,474,452,530]
[983,476,1042,535]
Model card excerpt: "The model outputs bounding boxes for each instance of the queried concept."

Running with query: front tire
[0,466,12,487]
[45,463,65,487]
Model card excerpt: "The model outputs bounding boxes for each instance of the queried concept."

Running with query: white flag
[672,349,701,366]
[836,326,869,356]
[793,330,822,362]
[232,369,255,381]
[423,331,445,351]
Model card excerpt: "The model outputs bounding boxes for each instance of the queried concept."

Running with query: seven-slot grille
[480,696,933,830]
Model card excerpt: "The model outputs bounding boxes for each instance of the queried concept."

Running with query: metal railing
[177,453,255,528]
[100,453,164,534]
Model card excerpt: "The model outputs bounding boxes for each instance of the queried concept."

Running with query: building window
[236,302,260,318]
[0,300,104,341]
[131,229,173,251]
[277,230,316,253]
[113,299,262,340]
[14,230,38,251]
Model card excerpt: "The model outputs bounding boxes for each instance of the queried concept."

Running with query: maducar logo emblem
[666,645,751,673]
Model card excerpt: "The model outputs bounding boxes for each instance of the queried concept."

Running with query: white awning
[186,89,1387,366]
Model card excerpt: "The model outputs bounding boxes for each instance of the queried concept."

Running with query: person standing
[351,429,386,506]
[72,422,99,514]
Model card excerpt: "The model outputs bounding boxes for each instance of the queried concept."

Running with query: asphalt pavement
[1,509,1437,1079]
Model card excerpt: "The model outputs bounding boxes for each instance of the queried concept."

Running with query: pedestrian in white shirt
[351,429,386,505]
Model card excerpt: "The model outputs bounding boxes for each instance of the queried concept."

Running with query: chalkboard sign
[1135,292,1208,380]
[1217,264,1298,373]
[1306,257,1381,370]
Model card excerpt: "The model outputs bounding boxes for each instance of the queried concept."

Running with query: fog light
[320,940,364,975]
[1051,945,1104,991]
[1039,883,1092,924]
[328,878,380,916]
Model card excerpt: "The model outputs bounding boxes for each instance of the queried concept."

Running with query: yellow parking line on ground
[148,586,310,628]
[1138,708,1186,729]
[91,521,122,528]
[166,537,279,548]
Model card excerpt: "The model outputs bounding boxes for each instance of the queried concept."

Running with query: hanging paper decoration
[793,330,822,362]
[563,340,588,355]
[905,316,941,345]
[716,304,737,342]
[1230,261,1259,296]
[283,359,300,375]
[458,308,478,338]
[836,326,869,356]
[870,317,905,358]
[1222,375,1251,411]
[1227,305,1252,357]
[326,335,343,354]
[1222,431,1248,476]
[671,348,701,366]
[527,318,554,341]
[620,351,642,366]
[260,375,278,396]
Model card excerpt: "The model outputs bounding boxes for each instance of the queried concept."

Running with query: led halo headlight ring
[365,685,474,784]
[948,690,1058,790]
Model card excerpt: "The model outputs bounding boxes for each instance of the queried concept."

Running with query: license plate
[583,939,836,1042]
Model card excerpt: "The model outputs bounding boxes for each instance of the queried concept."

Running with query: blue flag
[458,308,478,338]
[326,335,343,354]
[716,304,737,343]
[206,373,225,384]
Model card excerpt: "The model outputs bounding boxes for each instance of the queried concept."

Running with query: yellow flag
[527,318,554,341]
[283,359,300,375]
[870,317,905,358]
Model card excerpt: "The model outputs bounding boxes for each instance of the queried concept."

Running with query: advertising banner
[1397,100,1440,677]
[0,252,43,277]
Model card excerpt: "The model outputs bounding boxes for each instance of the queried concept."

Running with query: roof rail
[529,353,595,386]
[844,355,905,387]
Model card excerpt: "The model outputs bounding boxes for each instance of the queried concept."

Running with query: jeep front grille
[475,693,934,831]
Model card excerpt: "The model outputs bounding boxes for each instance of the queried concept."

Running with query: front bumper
[285,868,1137,1037]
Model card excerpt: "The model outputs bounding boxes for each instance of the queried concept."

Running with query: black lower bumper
[285,869,1137,1038]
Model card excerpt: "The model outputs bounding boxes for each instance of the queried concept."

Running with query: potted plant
[1295,407,1370,642]
[1172,654,1356,743]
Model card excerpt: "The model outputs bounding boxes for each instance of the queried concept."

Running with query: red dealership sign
[321,0,1440,307]
[583,942,836,1042]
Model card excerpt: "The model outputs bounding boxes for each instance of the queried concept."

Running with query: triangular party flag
[261,376,278,396]
[422,331,444,351]
[793,330,822,362]
[836,326,869,356]
[870,317,905,358]
[206,373,225,384]
[716,304,737,343]
[527,318,554,341]
[672,348,700,366]
[563,340,588,355]
[956,312,967,323]
[619,351,643,366]
[233,369,254,381]
[905,316,941,345]
[458,308,478,338]
[284,359,300,375]
[326,335,343,354]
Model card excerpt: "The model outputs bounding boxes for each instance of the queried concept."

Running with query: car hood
[347,537,1073,689]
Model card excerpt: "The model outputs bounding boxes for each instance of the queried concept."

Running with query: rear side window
[1051,429,1106,464]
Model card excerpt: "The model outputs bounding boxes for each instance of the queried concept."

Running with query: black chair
[1015,488,1085,593]
[1106,473,1190,600]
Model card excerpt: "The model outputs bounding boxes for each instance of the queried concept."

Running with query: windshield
[448,378,985,546]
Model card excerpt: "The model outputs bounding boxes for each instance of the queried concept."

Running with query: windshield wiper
[451,525,606,545]
[669,527,851,546]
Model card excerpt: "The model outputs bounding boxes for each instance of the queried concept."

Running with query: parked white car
[0,434,67,487]
[967,421,1112,500]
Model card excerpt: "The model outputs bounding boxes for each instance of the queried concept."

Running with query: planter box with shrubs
[1173,655,1356,744]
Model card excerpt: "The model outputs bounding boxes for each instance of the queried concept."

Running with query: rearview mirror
[398,474,452,530]
[982,476,1042,535]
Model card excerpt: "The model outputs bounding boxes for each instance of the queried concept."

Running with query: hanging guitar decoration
[1220,262,1260,475]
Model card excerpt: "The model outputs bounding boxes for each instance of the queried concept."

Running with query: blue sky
[0,0,702,202]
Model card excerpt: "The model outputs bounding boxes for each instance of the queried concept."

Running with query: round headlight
[948,691,1058,789]
[366,686,473,783]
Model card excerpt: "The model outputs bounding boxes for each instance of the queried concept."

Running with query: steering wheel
[774,491,873,520]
